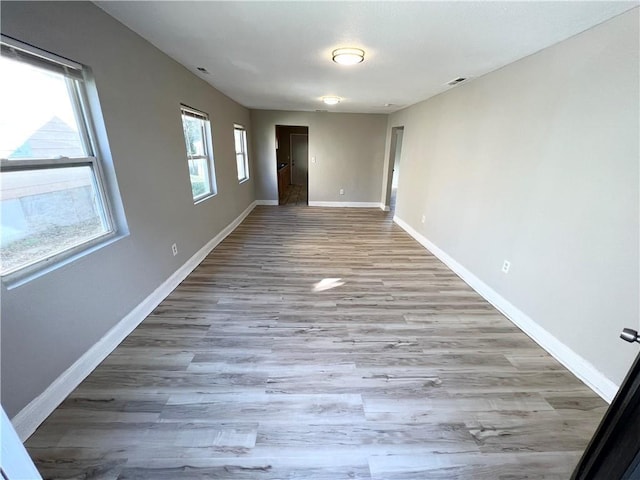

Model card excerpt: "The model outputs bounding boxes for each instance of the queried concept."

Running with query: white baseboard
[381,205,391,212]
[393,215,619,403]
[11,201,259,441]
[255,199,278,206]
[308,201,383,208]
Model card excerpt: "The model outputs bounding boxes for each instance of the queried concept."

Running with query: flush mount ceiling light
[332,48,365,65]
[322,96,341,105]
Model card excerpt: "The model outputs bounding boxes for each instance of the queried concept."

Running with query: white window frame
[180,105,217,203]
[0,35,116,280]
[234,124,250,183]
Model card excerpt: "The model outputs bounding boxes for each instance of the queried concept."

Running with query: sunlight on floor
[312,278,345,292]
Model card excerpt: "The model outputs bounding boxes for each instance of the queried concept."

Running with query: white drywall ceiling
[96,1,637,113]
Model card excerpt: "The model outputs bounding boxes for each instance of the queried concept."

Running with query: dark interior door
[290,134,308,186]
[572,334,640,479]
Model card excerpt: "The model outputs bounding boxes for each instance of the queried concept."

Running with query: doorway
[384,127,404,212]
[275,125,308,205]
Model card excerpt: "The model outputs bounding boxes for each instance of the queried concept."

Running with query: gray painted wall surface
[1,1,255,417]
[387,9,639,385]
[251,110,387,203]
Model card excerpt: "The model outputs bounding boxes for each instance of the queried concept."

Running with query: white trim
[393,214,620,403]
[11,201,259,441]
[1,34,83,71]
[381,205,391,212]
[1,407,42,479]
[255,199,278,206]
[309,201,383,208]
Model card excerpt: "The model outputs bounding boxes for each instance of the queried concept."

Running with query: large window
[234,124,249,183]
[180,106,216,202]
[0,36,115,277]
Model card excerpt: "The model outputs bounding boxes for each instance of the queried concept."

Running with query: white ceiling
[96,1,637,114]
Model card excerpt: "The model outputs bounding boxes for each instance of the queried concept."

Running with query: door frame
[383,126,404,211]
[275,125,309,205]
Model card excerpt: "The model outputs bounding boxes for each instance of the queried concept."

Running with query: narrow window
[0,36,116,277]
[180,106,216,202]
[233,124,249,183]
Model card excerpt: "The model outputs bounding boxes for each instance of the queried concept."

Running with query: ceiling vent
[447,77,467,86]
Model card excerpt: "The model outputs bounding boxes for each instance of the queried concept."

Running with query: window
[180,106,216,202]
[0,36,116,277]
[234,124,249,182]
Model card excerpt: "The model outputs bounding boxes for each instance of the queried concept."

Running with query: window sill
[2,231,128,290]
[194,192,217,205]
[238,178,250,185]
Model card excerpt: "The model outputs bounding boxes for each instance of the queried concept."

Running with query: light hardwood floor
[280,184,307,206]
[25,206,606,479]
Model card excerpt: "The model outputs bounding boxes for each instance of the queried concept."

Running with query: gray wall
[251,110,387,203]
[388,9,639,385]
[1,1,255,417]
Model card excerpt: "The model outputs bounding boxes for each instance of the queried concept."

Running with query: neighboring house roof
[3,117,90,202]
[10,116,84,159]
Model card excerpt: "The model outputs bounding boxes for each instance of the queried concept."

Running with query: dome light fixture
[322,96,341,105]
[332,48,365,65]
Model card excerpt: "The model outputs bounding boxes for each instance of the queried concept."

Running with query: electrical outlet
[502,260,511,274]
[421,215,426,224]
[339,188,345,195]
[172,243,178,256]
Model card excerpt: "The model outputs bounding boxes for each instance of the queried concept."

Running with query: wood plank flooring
[25,206,607,479]
[280,183,307,205]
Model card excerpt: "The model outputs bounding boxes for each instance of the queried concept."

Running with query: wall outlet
[339,188,345,195]
[171,243,178,256]
[421,215,426,224]
[502,260,511,274]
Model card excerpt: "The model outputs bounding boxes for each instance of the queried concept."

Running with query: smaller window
[233,125,249,183]
[180,106,216,202]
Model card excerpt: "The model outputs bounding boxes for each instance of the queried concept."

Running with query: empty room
[1,1,639,479]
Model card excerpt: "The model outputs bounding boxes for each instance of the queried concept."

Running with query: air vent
[447,77,466,86]
[197,66,209,74]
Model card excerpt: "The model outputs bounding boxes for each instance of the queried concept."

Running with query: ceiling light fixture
[322,96,341,105]
[332,48,365,65]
